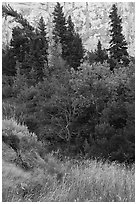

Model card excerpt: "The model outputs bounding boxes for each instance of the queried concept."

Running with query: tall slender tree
[65,15,75,66]
[37,16,49,70]
[52,2,67,59]
[95,40,108,64]
[2,4,35,76]
[2,47,16,76]
[65,15,84,69]
[108,4,129,70]
[10,26,30,63]
[3,5,49,83]
[70,32,84,69]
[52,4,84,70]
[29,16,49,82]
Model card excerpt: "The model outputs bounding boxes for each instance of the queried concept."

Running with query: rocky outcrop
[2,2,135,56]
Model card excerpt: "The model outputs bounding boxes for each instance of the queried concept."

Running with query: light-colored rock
[2,2,135,56]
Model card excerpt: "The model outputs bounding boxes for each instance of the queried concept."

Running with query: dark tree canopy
[108,4,129,70]
[2,4,49,84]
[52,4,84,70]
[52,2,67,47]
[2,48,16,76]
[95,40,108,64]
[65,15,84,69]
[29,16,49,82]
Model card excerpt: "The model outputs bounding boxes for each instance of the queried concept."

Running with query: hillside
[2,2,135,201]
[2,2,135,55]
[2,119,135,202]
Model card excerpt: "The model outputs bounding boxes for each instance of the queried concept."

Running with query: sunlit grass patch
[2,155,135,202]
[2,119,135,202]
[2,119,28,136]
[37,159,135,202]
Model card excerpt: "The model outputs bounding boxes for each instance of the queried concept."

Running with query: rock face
[2,2,135,56]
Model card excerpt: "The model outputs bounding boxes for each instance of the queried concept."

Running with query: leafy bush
[2,75,14,99]
[3,60,135,163]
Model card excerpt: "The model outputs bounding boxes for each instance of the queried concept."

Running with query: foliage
[108,4,129,70]
[65,15,84,69]
[94,40,108,64]
[6,59,134,163]
[52,4,84,70]
[2,3,135,164]
[52,2,67,59]
[10,21,49,84]
[2,139,135,202]
[2,48,16,76]
[2,5,49,85]
[85,50,97,65]
[2,75,14,99]
[27,17,49,83]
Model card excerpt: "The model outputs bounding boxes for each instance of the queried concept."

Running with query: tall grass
[2,101,25,123]
[2,153,135,202]
[2,101,17,120]
[2,118,135,202]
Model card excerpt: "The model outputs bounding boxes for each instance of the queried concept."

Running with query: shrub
[2,75,14,99]
[5,60,134,163]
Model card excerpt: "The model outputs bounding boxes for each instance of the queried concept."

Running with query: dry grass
[2,118,135,202]
[2,153,135,202]
[39,159,134,202]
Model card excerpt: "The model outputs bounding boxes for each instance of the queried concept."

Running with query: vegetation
[108,4,129,70]
[2,2,135,163]
[2,3,135,202]
[2,119,135,202]
[65,15,84,69]
[52,3,84,70]
[94,40,108,64]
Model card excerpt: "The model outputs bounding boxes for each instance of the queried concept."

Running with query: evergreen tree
[29,16,49,83]
[65,15,84,69]
[65,15,75,67]
[37,16,49,64]
[70,33,84,69]
[52,4,84,70]
[10,26,31,63]
[52,2,67,59]
[3,5,49,83]
[3,4,35,76]
[10,26,34,77]
[95,40,108,64]
[108,4,129,70]
[2,47,16,76]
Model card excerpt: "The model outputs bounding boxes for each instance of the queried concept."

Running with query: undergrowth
[2,118,135,202]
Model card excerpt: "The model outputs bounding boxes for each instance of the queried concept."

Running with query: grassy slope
[2,119,135,202]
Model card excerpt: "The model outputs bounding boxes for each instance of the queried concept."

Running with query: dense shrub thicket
[2,3,135,164]
[2,60,135,163]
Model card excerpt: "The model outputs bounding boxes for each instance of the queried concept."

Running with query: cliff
[2,2,135,56]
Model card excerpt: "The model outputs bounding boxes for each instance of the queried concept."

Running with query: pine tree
[3,4,35,76]
[52,2,67,59]
[65,15,75,66]
[37,16,49,67]
[108,4,129,70]
[3,5,49,83]
[95,40,108,64]
[29,16,49,83]
[52,4,84,70]
[10,26,31,64]
[70,33,84,69]
[65,15,84,69]
[2,47,16,76]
